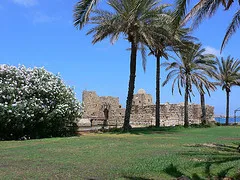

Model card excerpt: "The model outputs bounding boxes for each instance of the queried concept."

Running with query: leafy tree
[0,65,83,140]
[162,43,216,127]
[86,0,169,131]
[213,56,240,125]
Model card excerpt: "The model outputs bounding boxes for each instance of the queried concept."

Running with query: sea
[215,117,240,124]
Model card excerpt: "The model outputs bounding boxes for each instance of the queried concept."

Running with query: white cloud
[204,46,222,57]
[32,12,60,24]
[12,0,38,7]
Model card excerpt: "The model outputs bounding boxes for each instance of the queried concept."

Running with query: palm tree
[162,43,217,127]
[147,25,193,127]
[142,8,176,127]
[174,0,239,52]
[213,56,240,125]
[188,46,217,125]
[197,63,217,124]
[86,0,170,131]
[198,82,216,124]
[73,0,100,29]
[190,49,216,125]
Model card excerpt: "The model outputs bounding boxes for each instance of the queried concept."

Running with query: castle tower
[132,89,153,107]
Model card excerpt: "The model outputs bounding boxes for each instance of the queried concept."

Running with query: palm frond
[221,9,240,52]
[73,0,99,29]
[140,43,147,72]
[163,42,217,100]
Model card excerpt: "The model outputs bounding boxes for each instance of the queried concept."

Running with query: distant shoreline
[215,117,240,124]
[214,116,240,118]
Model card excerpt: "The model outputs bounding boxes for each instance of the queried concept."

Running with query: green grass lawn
[0,126,240,180]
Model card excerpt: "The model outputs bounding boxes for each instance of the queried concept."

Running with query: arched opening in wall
[101,103,111,127]
[103,108,109,126]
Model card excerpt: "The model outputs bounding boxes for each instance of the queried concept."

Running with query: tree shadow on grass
[163,163,204,180]
[88,177,153,180]
[106,124,212,135]
[187,143,239,153]
[180,143,240,179]
[164,163,185,178]
[163,163,239,179]
[107,126,184,135]
[123,176,153,180]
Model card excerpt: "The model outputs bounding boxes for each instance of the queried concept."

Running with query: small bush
[0,65,83,140]
[215,122,221,126]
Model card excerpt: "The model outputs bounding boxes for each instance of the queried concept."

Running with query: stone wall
[82,91,101,118]
[79,89,215,127]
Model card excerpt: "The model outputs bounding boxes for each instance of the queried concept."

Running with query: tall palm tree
[147,25,193,127]
[174,0,239,52]
[73,0,100,29]
[142,8,176,127]
[197,62,217,124]
[213,56,240,125]
[86,0,170,131]
[162,43,217,127]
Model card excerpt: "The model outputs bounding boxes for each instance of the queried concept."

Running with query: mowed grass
[0,126,240,179]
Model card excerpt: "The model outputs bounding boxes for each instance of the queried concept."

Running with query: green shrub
[0,65,83,140]
[215,122,221,126]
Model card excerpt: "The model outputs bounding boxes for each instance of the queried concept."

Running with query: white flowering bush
[0,65,83,140]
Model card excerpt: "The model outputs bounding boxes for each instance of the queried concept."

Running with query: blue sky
[0,0,240,116]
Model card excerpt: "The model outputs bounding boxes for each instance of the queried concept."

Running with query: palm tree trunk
[184,77,189,127]
[200,92,206,125]
[123,41,137,131]
[226,89,230,125]
[155,56,160,127]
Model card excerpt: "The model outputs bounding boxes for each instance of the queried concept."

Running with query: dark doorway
[103,108,109,126]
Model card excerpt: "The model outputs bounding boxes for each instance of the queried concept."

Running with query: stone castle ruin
[80,89,215,127]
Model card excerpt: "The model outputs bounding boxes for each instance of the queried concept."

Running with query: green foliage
[162,43,216,97]
[214,56,240,92]
[87,0,173,51]
[0,65,83,140]
[215,122,222,126]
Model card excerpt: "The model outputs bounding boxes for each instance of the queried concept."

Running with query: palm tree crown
[214,56,240,92]
[87,0,172,45]
[163,43,215,96]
